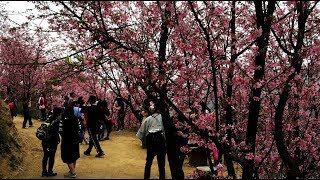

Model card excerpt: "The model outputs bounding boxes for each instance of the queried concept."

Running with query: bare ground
[8,115,197,179]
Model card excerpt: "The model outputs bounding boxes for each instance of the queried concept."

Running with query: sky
[2,1,70,58]
[2,1,37,26]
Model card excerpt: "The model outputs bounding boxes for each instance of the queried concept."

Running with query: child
[41,107,61,177]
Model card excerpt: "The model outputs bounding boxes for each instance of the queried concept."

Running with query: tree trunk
[274,2,309,178]
[243,1,276,179]
[156,4,183,179]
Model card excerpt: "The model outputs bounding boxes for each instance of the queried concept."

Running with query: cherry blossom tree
[23,1,320,179]
[0,25,50,102]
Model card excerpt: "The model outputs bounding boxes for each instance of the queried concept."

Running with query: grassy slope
[0,98,23,179]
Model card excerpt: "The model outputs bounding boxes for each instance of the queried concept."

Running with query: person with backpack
[38,107,61,177]
[73,100,88,144]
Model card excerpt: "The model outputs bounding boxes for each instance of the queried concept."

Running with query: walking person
[41,107,61,177]
[22,97,33,128]
[38,93,48,121]
[59,101,81,178]
[113,97,125,131]
[136,101,166,179]
[83,95,105,157]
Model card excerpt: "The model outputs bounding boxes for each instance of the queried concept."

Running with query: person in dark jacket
[59,102,81,178]
[83,95,105,157]
[41,107,61,177]
[22,97,33,128]
[99,100,111,141]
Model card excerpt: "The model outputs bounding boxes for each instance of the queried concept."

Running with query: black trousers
[23,112,32,128]
[42,142,58,173]
[116,113,125,130]
[40,109,46,121]
[100,120,112,139]
[144,131,166,179]
[86,128,103,153]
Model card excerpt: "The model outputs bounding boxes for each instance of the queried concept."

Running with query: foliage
[0,1,318,179]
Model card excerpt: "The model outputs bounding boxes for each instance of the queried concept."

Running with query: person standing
[41,107,61,177]
[38,93,48,121]
[22,97,33,128]
[113,97,125,131]
[138,99,151,149]
[136,101,166,179]
[99,100,111,140]
[73,100,89,144]
[83,95,105,157]
[8,98,17,121]
[59,102,81,178]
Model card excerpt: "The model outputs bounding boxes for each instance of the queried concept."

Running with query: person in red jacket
[8,98,17,121]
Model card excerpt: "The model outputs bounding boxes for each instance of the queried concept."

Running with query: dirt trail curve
[9,115,196,179]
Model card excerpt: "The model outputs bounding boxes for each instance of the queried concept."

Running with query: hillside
[0,99,23,179]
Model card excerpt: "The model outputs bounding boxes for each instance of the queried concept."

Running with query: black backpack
[36,119,57,141]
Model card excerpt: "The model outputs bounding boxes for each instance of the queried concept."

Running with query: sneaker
[84,151,90,156]
[64,172,76,178]
[104,137,110,140]
[95,152,105,157]
[41,171,48,177]
[47,172,57,176]
[23,127,27,129]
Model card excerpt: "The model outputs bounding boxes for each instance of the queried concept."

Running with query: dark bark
[244,1,276,179]
[274,1,309,179]
[156,4,184,179]
[224,1,237,178]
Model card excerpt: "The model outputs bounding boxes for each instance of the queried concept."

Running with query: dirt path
[10,115,196,179]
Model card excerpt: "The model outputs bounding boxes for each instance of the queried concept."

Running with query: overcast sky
[3,1,36,26]
[2,1,71,59]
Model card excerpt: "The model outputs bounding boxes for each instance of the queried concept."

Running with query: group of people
[4,92,189,179]
[43,94,184,179]
[39,92,127,178]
